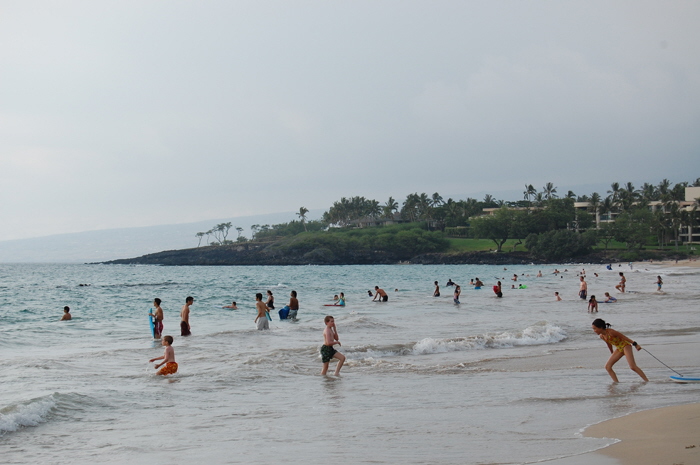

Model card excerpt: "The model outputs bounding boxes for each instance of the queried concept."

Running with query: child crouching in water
[149,335,178,375]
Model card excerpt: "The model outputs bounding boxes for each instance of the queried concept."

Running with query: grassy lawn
[446,238,527,253]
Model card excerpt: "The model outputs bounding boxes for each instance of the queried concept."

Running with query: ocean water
[1,262,699,464]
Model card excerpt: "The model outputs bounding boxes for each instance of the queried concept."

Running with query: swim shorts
[381,295,388,302]
[155,320,163,335]
[320,344,337,363]
[180,321,191,336]
[288,309,298,320]
[579,290,587,299]
[157,362,178,376]
[256,317,269,330]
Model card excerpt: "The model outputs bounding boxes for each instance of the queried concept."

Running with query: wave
[346,322,567,359]
[0,394,57,435]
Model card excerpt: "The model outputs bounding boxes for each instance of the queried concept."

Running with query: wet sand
[584,402,700,465]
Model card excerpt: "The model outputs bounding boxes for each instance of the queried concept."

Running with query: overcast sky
[1,1,699,242]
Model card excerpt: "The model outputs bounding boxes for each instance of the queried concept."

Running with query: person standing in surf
[320,315,345,376]
[591,318,648,382]
[615,272,626,293]
[579,276,588,300]
[655,276,663,292]
[180,296,193,336]
[433,281,440,297]
[453,285,461,304]
[288,290,299,320]
[149,335,178,376]
[149,298,164,339]
[61,306,72,321]
[265,290,275,310]
[255,293,269,330]
[372,286,388,302]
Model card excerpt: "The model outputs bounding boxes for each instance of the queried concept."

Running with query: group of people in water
[61,264,663,381]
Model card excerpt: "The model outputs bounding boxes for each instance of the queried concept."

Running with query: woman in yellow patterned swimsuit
[592,318,648,382]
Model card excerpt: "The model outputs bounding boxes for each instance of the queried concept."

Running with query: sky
[1,1,699,242]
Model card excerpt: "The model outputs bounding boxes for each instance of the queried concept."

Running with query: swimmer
[338,292,346,306]
[254,293,269,330]
[223,301,238,309]
[61,306,72,321]
[579,276,588,300]
[591,319,648,382]
[433,281,440,297]
[453,285,461,304]
[149,335,178,376]
[655,276,663,292]
[266,290,275,310]
[555,292,562,301]
[474,278,484,287]
[446,279,455,287]
[615,272,626,293]
[588,295,598,313]
[367,290,373,297]
[511,274,518,282]
[603,292,617,303]
[180,296,193,337]
[537,271,542,278]
[372,286,388,302]
[320,315,345,376]
[287,290,299,320]
[149,298,164,339]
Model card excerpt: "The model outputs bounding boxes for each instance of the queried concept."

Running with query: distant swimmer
[320,315,345,376]
[554,292,562,301]
[266,290,275,310]
[474,278,484,288]
[446,279,455,287]
[511,274,518,282]
[288,290,299,320]
[180,296,193,337]
[254,293,270,330]
[615,272,626,293]
[338,292,346,306]
[453,285,461,304]
[591,319,648,382]
[149,298,164,339]
[61,306,72,321]
[537,271,542,278]
[656,276,663,292]
[433,281,440,297]
[223,301,238,309]
[372,286,388,302]
[588,295,598,313]
[149,335,178,376]
[603,292,617,303]
[367,290,373,297]
[579,276,588,300]
[493,281,503,298]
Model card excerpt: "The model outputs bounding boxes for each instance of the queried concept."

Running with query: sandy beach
[583,402,700,465]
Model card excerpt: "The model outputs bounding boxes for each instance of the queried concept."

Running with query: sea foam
[0,394,56,434]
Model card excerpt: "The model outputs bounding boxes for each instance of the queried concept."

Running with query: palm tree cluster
[322,197,382,227]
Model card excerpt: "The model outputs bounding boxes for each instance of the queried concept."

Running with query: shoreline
[583,402,700,465]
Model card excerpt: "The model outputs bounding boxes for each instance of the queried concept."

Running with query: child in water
[149,335,178,376]
[591,319,648,382]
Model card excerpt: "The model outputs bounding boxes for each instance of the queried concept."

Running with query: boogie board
[148,309,155,338]
[670,375,700,383]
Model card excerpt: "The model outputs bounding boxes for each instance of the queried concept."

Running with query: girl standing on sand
[591,318,648,382]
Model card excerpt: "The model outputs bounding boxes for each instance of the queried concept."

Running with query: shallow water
[1,263,699,464]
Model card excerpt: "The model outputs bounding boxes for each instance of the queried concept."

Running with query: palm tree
[543,182,557,200]
[297,206,309,232]
[383,196,399,219]
[589,192,601,229]
[608,182,620,207]
[431,192,444,207]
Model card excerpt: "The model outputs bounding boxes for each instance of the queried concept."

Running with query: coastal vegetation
[111,178,700,265]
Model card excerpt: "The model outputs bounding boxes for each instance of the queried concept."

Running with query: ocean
[1,262,699,464]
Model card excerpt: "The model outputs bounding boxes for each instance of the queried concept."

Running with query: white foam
[0,395,56,434]
[348,323,567,359]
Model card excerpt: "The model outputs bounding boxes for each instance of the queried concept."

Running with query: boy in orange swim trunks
[149,335,178,376]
